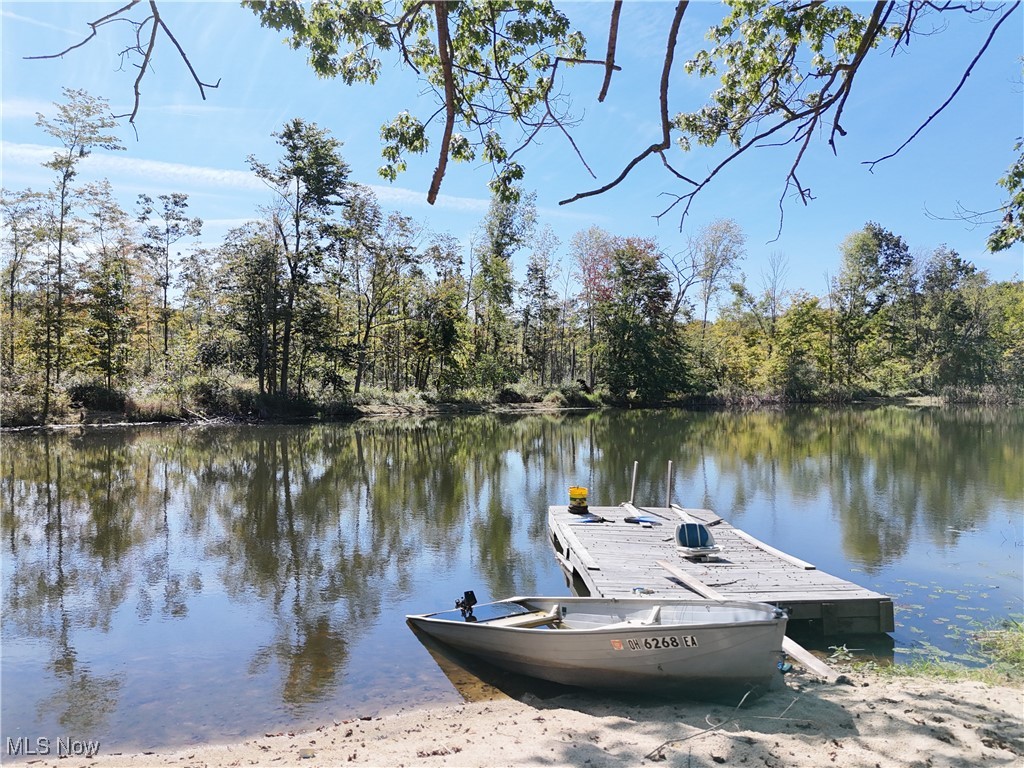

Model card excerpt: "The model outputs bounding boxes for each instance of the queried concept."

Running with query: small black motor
[455,590,477,620]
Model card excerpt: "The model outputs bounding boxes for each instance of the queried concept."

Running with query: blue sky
[3,1,1022,296]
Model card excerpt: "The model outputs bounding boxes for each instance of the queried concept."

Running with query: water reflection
[1,407,1021,750]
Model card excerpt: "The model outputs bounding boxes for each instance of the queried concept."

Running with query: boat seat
[602,605,662,629]
[485,605,561,628]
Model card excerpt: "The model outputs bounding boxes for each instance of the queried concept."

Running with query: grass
[838,617,1024,685]
[974,617,1024,674]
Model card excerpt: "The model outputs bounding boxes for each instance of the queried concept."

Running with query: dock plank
[548,504,894,635]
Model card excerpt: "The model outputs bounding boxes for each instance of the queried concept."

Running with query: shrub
[557,385,601,408]
[496,386,528,404]
[184,376,259,416]
[542,390,567,406]
[124,395,181,422]
[66,380,127,411]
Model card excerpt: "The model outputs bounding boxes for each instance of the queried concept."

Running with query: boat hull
[407,596,786,702]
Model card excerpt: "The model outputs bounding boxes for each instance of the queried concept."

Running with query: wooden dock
[548,504,894,636]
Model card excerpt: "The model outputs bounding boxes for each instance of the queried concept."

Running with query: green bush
[124,395,181,422]
[444,386,494,405]
[557,385,601,408]
[0,388,42,426]
[66,380,127,411]
[181,376,259,417]
[542,390,567,406]
[496,386,529,404]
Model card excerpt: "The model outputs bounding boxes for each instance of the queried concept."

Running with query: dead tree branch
[427,1,456,205]
[864,0,1019,172]
[598,0,623,102]
[559,0,689,206]
[24,0,142,60]
[26,0,219,126]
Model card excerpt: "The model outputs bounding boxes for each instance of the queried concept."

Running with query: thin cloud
[366,183,490,214]
[1,98,56,120]
[3,141,265,190]
[1,10,79,36]
[4,141,493,214]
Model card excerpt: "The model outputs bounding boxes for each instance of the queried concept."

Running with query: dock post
[665,461,673,507]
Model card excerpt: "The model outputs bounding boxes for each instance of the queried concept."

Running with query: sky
[2,1,1023,298]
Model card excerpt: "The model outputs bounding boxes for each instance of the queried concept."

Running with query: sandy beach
[17,670,1021,768]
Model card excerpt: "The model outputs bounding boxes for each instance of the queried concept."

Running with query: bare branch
[654,110,819,225]
[654,2,892,230]
[864,0,1020,172]
[506,53,621,177]
[829,1,891,153]
[427,1,456,205]
[925,199,1007,228]
[657,150,699,185]
[115,4,159,124]
[560,0,688,206]
[28,0,218,127]
[24,0,141,60]
[598,0,623,102]
[157,14,221,100]
[393,0,427,72]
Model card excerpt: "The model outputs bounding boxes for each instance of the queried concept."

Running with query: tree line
[2,90,1022,425]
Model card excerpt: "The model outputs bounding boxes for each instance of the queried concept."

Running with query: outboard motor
[456,590,477,621]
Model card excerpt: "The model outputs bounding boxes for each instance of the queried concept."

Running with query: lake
[2,407,1021,753]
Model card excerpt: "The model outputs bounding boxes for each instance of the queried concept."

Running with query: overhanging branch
[427,2,456,205]
[26,0,219,127]
[559,0,689,206]
[598,0,623,102]
[863,0,1019,172]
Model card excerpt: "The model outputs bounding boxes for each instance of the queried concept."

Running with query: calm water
[2,408,1021,752]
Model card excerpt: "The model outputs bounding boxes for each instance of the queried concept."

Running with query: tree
[769,294,831,400]
[570,226,615,389]
[988,139,1024,252]
[468,189,536,388]
[918,247,993,389]
[690,218,745,365]
[832,228,879,391]
[136,192,202,370]
[830,222,919,393]
[245,0,584,203]
[521,226,561,386]
[0,189,44,376]
[177,248,220,374]
[596,238,686,402]
[34,88,123,401]
[218,222,283,396]
[985,279,1024,391]
[248,118,351,397]
[721,252,790,392]
[80,181,136,389]
[340,188,419,393]
[407,234,470,394]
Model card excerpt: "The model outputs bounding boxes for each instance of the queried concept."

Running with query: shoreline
[8,672,1022,767]
[0,395,966,433]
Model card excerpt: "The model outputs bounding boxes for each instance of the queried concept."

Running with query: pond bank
[17,672,1022,767]
[0,395,959,432]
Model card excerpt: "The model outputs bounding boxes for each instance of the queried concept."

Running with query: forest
[2,90,1022,427]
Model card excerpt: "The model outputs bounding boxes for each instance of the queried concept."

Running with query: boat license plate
[613,635,699,651]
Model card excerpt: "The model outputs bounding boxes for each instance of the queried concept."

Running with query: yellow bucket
[568,486,589,508]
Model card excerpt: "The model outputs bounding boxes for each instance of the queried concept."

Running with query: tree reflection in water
[2,407,1020,748]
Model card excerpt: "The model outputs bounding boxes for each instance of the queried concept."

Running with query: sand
[18,671,1022,768]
